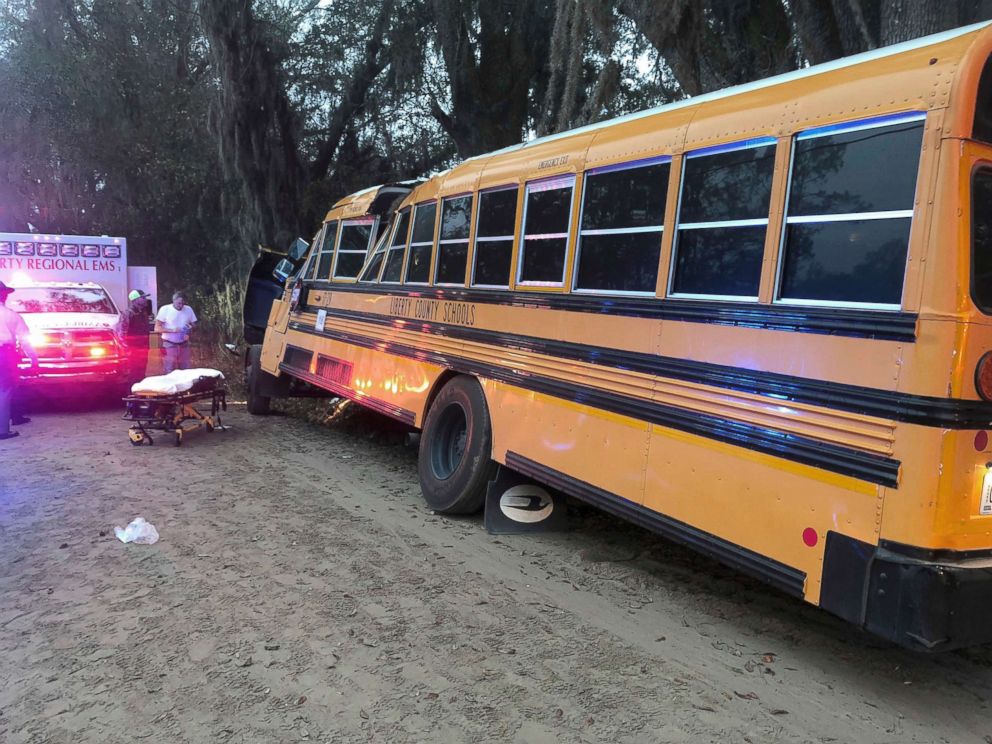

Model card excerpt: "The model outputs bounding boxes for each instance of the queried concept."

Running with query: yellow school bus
[247,22,992,650]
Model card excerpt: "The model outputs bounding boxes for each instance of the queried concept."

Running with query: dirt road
[2,401,992,743]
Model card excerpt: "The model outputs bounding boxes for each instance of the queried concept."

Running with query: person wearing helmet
[0,281,38,440]
[121,289,152,382]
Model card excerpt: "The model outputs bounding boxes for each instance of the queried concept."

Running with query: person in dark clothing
[0,281,38,439]
[121,290,152,382]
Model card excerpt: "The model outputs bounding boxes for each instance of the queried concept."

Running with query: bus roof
[323,181,422,223]
[324,184,382,222]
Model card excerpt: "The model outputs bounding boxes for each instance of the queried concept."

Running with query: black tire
[246,344,272,415]
[418,376,498,514]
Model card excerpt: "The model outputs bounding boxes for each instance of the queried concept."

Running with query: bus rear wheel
[418,375,498,515]
[246,344,272,415]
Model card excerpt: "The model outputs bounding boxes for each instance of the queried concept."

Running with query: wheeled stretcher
[123,368,227,446]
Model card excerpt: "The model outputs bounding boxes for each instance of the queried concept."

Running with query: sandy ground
[3,399,992,744]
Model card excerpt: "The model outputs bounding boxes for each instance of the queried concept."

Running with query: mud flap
[484,465,568,535]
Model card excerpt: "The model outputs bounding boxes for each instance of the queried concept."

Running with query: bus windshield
[9,287,117,314]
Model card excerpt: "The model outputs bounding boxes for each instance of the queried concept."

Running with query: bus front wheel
[246,344,272,415]
[418,376,498,514]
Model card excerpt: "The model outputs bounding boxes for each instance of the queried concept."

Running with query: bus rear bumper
[820,531,992,652]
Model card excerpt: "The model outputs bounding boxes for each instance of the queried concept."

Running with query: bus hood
[20,312,121,331]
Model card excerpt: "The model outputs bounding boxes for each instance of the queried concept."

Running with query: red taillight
[89,346,108,358]
[977,352,992,401]
[28,331,52,347]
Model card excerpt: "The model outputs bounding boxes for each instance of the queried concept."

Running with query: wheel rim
[430,402,468,480]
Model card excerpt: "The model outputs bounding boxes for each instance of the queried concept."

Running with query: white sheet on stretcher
[130,368,225,396]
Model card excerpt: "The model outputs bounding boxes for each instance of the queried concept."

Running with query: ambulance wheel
[246,345,272,415]
[418,376,498,515]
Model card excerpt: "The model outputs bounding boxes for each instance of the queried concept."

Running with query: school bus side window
[314,222,339,280]
[436,195,473,285]
[518,176,575,286]
[670,140,775,299]
[777,114,924,307]
[975,56,992,143]
[472,186,518,288]
[333,220,375,279]
[405,202,437,284]
[382,209,411,283]
[973,168,992,313]
[576,159,669,294]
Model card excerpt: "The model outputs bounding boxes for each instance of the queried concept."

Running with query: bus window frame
[516,174,577,289]
[667,137,777,303]
[435,192,475,287]
[331,216,379,282]
[471,184,519,289]
[772,111,925,311]
[405,200,439,286]
[572,155,671,297]
[381,207,412,285]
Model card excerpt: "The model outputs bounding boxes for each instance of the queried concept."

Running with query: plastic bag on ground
[114,517,160,545]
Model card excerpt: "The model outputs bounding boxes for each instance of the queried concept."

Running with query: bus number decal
[538,155,569,170]
[388,296,476,327]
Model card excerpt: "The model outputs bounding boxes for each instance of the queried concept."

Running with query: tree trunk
[618,0,795,97]
[880,0,958,45]
[791,0,847,63]
[199,0,304,249]
[430,0,553,157]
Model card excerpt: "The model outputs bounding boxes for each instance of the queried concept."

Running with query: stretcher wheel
[174,431,183,447]
[205,419,214,433]
[130,438,142,446]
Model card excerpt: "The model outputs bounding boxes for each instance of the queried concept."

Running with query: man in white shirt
[0,281,39,440]
[154,291,198,373]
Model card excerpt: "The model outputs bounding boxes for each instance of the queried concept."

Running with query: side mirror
[288,238,309,261]
[272,258,294,283]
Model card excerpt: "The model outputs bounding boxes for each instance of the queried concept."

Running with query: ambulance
[0,232,156,396]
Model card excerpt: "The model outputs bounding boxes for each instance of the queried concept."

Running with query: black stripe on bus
[306,282,918,342]
[504,451,807,598]
[279,362,416,426]
[288,321,901,487]
[297,308,992,430]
